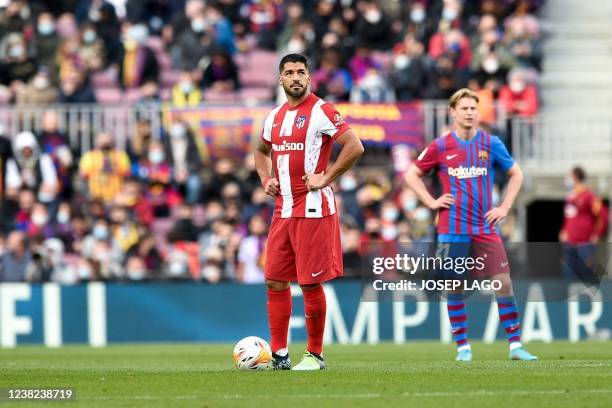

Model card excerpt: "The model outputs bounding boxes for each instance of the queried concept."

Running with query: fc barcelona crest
[295,115,307,129]
[478,150,489,161]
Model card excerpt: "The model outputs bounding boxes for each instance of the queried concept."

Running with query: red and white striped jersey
[261,93,351,218]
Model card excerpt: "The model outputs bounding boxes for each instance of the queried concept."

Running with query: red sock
[267,287,292,353]
[303,285,326,355]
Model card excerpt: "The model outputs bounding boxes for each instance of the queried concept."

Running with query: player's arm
[404,164,454,210]
[304,129,364,191]
[486,163,523,225]
[254,141,279,196]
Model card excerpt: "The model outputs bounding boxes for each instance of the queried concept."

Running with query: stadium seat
[94,88,123,104]
[240,69,277,88]
[124,88,143,103]
[91,70,118,88]
[240,87,273,102]
[157,53,173,70]
[204,90,238,102]
[160,70,182,88]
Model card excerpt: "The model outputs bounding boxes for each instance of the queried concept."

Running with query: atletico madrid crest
[295,115,307,129]
[478,150,489,161]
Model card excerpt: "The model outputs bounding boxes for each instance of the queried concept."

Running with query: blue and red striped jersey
[414,130,514,235]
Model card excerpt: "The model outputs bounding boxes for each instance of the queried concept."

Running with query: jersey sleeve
[490,136,515,172]
[260,110,274,145]
[318,102,351,140]
[414,140,439,174]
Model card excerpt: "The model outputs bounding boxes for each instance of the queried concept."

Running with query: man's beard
[283,83,307,98]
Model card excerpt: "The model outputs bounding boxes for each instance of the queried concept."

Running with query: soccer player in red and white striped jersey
[254,54,364,370]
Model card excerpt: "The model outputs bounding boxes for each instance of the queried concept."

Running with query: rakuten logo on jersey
[447,166,488,179]
[272,140,304,152]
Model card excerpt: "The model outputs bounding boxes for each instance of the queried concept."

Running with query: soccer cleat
[455,348,472,362]
[509,347,538,361]
[270,352,291,370]
[291,351,325,371]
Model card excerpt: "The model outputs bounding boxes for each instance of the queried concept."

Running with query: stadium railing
[1,101,509,156]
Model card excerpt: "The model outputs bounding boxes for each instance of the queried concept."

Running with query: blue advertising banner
[0,281,609,347]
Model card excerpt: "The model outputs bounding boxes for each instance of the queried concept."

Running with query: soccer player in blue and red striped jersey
[405,88,537,361]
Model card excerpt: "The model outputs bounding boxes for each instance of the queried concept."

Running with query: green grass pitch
[1,342,611,407]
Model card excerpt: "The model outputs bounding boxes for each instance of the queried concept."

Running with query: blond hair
[449,88,479,108]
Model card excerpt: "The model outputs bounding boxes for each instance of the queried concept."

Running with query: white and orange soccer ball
[233,336,272,370]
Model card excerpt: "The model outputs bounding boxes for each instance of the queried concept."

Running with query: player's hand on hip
[428,193,455,210]
[302,172,327,191]
[264,178,280,196]
[485,206,508,225]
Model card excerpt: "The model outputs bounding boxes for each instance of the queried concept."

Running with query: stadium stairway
[518,0,612,201]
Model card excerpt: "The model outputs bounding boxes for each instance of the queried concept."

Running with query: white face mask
[170,123,187,138]
[414,207,430,222]
[9,45,25,59]
[340,176,357,191]
[180,81,193,93]
[148,150,165,164]
[83,30,97,44]
[287,39,305,54]
[191,19,207,33]
[509,80,526,93]
[33,76,49,90]
[482,56,500,73]
[382,207,399,222]
[364,9,382,24]
[410,8,426,24]
[128,269,146,280]
[442,8,458,21]
[394,54,410,70]
[403,197,418,212]
[57,211,70,224]
[31,213,48,226]
[564,176,575,190]
[381,225,398,241]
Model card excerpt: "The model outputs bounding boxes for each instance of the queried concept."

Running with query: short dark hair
[279,54,309,73]
[572,166,586,182]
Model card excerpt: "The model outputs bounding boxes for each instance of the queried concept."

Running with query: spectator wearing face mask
[118,23,159,89]
[470,28,515,85]
[176,8,220,71]
[0,33,37,94]
[79,22,106,71]
[30,12,61,75]
[498,69,538,117]
[79,217,123,280]
[133,141,180,217]
[15,67,58,105]
[5,131,59,205]
[242,0,283,50]
[164,121,203,204]
[171,70,202,107]
[276,0,304,51]
[354,0,393,50]
[390,33,428,101]
[79,132,131,203]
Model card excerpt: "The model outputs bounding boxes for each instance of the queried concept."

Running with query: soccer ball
[233,336,272,370]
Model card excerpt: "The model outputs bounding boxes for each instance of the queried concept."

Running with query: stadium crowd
[0,0,544,283]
